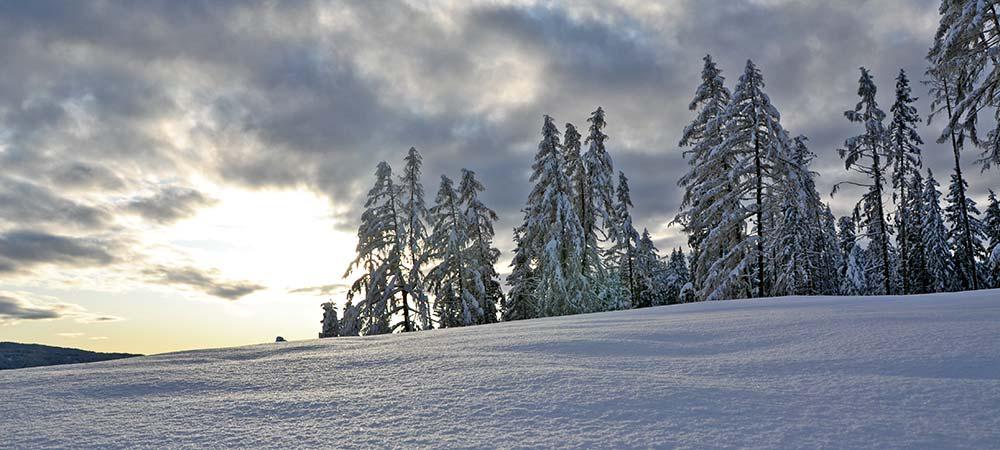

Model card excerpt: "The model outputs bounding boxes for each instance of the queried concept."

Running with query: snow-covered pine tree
[565,121,612,310]
[634,228,666,307]
[945,170,987,291]
[676,55,733,295]
[984,190,1000,287]
[459,168,503,324]
[922,169,957,293]
[843,241,869,296]
[344,161,406,335]
[927,0,1000,170]
[701,59,787,300]
[835,67,894,295]
[611,171,640,308]
[582,108,620,310]
[503,222,535,321]
[339,298,361,336]
[888,70,924,294]
[400,147,431,330]
[505,116,588,318]
[927,30,985,291]
[837,215,858,289]
[770,135,826,296]
[664,247,691,304]
[817,205,846,295]
[903,171,931,294]
[427,175,481,328]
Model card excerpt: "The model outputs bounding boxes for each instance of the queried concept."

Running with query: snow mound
[2,291,999,448]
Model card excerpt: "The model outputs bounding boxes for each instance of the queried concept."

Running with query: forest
[321,2,1000,337]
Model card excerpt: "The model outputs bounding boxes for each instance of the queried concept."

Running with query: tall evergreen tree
[816,205,846,295]
[459,169,503,324]
[505,116,587,318]
[701,59,787,299]
[676,55,734,294]
[903,171,931,293]
[835,67,894,295]
[922,169,956,293]
[945,171,987,290]
[344,162,406,335]
[771,136,829,296]
[611,171,640,308]
[927,23,985,291]
[888,70,924,294]
[399,147,431,330]
[427,175,481,328]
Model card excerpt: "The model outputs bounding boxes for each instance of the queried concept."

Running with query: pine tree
[771,136,827,296]
[427,175,481,327]
[505,116,587,318]
[888,70,924,294]
[399,147,431,330]
[503,222,535,321]
[634,229,666,307]
[611,171,640,308]
[814,205,846,295]
[927,0,1000,170]
[983,190,1000,287]
[459,169,503,324]
[843,242,869,295]
[837,215,858,289]
[344,162,406,335]
[945,170,987,291]
[701,59,787,300]
[582,108,620,310]
[664,247,691,304]
[835,67,894,295]
[922,169,956,293]
[676,55,733,294]
[903,171,931,293]
[927,21,985,290]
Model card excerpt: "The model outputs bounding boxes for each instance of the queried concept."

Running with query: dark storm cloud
[0,294,62,321]
[125,186,216,224]
[142,265,265,300]
[0,0,992,263]
[0,230,119,274]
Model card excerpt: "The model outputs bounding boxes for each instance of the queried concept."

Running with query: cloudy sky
[1,0,996,354]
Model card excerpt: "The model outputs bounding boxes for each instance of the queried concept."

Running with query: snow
[3,291,1000,448]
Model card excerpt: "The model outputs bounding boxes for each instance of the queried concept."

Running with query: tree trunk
[753,119,766,299]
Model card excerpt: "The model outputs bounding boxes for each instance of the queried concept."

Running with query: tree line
[320,0,1000,337]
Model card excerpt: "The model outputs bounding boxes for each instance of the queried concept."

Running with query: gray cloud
[0,294,62,321]
[142,265,265,300]
[288,283,349,296]
[0,177,113,230]
[125,186,216,224]
[0,292,122,324]
[0,0,995,272]
[0,230,119,274]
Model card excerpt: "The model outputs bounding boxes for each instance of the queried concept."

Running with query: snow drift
[2,291,999,448]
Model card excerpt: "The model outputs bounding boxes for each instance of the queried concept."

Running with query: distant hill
[0,342,139,370]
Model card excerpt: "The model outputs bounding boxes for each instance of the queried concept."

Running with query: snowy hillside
[2,291,999,448]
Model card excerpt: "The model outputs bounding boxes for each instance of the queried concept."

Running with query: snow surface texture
[2,291,1000,448]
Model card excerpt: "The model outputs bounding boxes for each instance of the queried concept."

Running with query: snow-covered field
[2,291,999,448]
